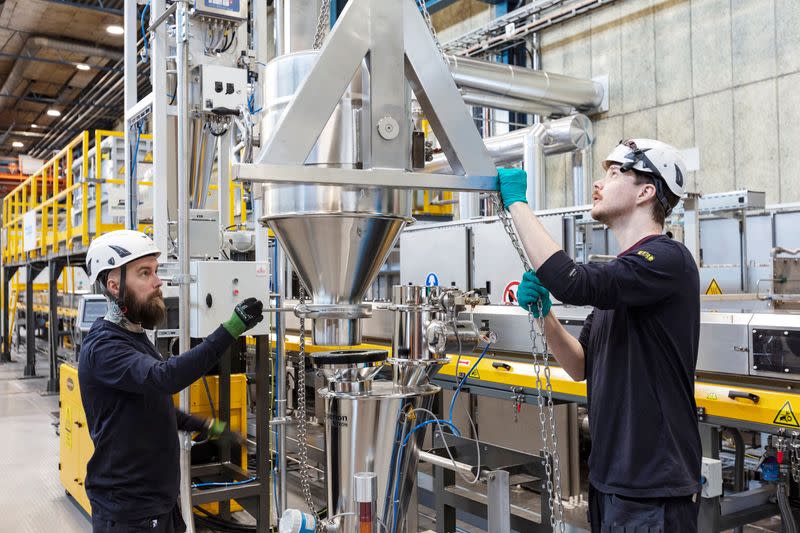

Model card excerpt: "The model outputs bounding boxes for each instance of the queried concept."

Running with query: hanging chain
[312,0,331,50]
[415,0,446,61]
[492,194,565,532]
[791,432,800,482]
[296,285,320,528]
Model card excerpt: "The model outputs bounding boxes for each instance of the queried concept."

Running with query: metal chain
[296,285,320,529]
[492,193,565,532]
[791,432,800,482]
[312,0,331,50]
[415,0,445,60]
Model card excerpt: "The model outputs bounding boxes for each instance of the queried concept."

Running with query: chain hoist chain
[493,193,565,532]
[312,0,331,50]
[296,285,320,529]
[791,432,800,482]
[415,0,446,61]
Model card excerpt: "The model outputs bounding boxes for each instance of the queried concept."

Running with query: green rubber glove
[516,270,552,318]
[206,418,227,438]
[205,418,245,446]
[498,167,529,209]
[222,297,264,338]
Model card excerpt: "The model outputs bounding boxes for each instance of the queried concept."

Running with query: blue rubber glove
[498,167,528,209]
[516,270,551,317]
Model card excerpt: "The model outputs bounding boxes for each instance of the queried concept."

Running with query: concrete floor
[0,352,786,533]
[0,356,91,533]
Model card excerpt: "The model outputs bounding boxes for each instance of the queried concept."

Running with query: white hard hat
[86,230,161,285]
[603,139,687,213]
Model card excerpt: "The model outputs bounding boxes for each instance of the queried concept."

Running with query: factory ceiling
[0,0,133,166]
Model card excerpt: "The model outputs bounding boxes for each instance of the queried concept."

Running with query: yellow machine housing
[59,363,248,516]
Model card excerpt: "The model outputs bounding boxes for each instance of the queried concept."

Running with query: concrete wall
[435,0,800,208]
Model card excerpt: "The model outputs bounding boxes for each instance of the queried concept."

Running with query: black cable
[202,375,217,420]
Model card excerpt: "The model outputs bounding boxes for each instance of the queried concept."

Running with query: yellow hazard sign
[774,401,800,427]
[469,368,480,379]
[705,278,723,295]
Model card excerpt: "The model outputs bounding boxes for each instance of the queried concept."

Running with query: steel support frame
[244,0,497,191]
[428,434,552,533]
[23,262,45,378]
[46,259,66,393]
[1,265,19,363]
[188,337,270,531]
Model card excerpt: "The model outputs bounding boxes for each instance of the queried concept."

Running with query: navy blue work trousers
[91,504,186,533]
[588,484,700,533]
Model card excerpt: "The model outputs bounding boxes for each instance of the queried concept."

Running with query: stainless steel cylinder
[321,381,439,533]
[313,318,361,347]
[354,472,377,503]
[259,51,412,345]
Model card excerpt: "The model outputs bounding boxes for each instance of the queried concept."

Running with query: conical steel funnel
[269,214,405,305]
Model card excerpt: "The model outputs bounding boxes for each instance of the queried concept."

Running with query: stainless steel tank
[259,51,412,345]
[320,380,439,533]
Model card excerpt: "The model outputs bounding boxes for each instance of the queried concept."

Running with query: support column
[218,345,232,520]
[255,336,271,532]
[46,259,65,393]
[23,262,43,377]
[1,266,19,363]
[487,470,511,533]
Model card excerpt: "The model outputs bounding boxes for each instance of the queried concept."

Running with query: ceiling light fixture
[12,141,24,148]
[31,124,38,128]
[76,63,91,71]
[106,25,124,35]
[47,109,62,117]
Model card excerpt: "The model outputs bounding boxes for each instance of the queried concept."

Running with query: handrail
[2,128,247,263]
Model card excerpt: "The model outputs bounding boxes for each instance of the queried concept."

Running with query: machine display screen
[752,328,800,375]
[204,0,240,12]
[82,300,108,324]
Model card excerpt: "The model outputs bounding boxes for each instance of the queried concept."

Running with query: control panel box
[701,458,722,498]
[193,0,248,21]
[197,65,248,113]
[189,260,270,338]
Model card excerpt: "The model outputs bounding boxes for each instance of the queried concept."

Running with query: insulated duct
[0,36,123,112]
[447,55,604,110]
[461,89,573,117]
[426,114,594,173]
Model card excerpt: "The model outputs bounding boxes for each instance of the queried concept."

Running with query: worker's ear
[637,182,657,205]
[105,269,120,299]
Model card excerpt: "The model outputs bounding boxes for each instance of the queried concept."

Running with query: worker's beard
[124,290,166,330]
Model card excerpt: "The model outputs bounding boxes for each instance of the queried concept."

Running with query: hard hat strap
[116,264,128,314]
[619,139,672,217]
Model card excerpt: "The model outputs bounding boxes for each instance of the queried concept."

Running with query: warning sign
[705,278,723,295]
[503,281,520,305]
[469,368,480,379]
[774,401,800,427]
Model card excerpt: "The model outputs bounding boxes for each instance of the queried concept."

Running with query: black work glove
[223,297,264,337]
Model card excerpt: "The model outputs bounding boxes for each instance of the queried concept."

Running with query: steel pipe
[461,89,572,118]
[447,55,604,110]
[426,114,593,173]
[418,450,481,478]
[175,2,194,532]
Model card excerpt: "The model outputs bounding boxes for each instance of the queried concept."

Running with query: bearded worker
[78,230,264,533]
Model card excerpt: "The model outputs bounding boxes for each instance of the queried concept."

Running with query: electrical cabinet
[189,260,270,338]
[198,65,248,112]
[193,0,248,21]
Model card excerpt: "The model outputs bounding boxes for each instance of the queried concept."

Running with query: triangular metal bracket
[255,0,496,179]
